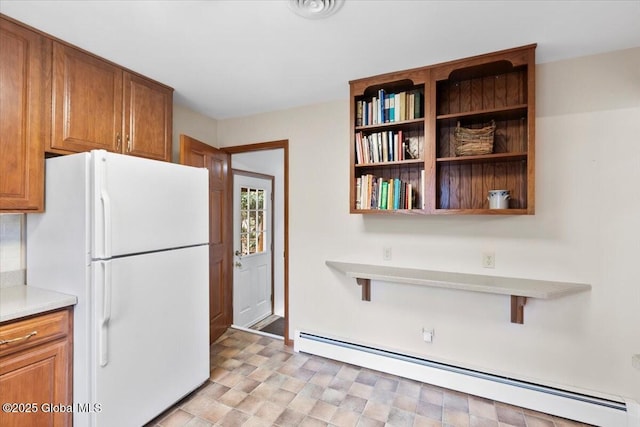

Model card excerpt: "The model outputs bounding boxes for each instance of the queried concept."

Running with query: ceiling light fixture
[288,0,345,19]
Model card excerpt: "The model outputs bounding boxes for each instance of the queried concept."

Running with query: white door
[233,173,273,327]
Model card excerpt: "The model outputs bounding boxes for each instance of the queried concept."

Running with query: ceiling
[1,1,639,120]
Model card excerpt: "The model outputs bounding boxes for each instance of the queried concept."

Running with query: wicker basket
[454,120,496,156]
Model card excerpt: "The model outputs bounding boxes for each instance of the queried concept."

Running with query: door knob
[234,250,241,257]
[234,261,242,268]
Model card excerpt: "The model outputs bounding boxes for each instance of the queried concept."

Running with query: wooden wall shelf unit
[349,44,536,215]
[326,261,591,324]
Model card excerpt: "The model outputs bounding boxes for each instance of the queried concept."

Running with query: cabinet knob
[116,133,121,151]
[126,135,131,152]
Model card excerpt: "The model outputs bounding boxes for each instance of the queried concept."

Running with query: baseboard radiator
[294,331,640,427]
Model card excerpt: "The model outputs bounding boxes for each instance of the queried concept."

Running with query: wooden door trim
[225,140,290,345]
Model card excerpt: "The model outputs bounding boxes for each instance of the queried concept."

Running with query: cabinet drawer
[0,309,70,357]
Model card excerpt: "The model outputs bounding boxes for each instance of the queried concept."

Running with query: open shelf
[436,152,527,165]
[349,44,536,215]
[355,118,424,132]
[436,104,528,124]
[326,260,591,324]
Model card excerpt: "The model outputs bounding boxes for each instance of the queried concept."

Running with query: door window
[239,187,266,255]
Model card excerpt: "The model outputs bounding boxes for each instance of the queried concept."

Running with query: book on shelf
[356,129,422,165]
[356,87,424,126]
[381,132,388,163]
[356,101,363,127]
[398,92,406,121]
[355,173,420,210]
[413,89,422,119]
[380,181,388,210]
[355,132,363,164]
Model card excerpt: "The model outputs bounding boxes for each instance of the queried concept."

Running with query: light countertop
[0,285,77,323]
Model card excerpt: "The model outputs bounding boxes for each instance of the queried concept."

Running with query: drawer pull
[0,331,38,345]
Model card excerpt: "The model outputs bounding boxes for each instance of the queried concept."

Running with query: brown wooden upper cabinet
[0,17,51,212]
[50,42,173,162]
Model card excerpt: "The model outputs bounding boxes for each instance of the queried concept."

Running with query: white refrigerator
[27,150,210,426]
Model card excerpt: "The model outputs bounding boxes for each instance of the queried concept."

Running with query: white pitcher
[488,190,510,209]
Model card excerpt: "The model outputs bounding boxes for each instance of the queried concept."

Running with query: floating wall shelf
[326,261,591,324]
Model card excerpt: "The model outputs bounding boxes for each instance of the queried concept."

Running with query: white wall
[172,103,219,161]
[0,214,25,287]
[217,47,640,403]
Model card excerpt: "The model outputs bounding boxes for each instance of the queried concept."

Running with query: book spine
[381,132,388,163]
[393,93,400,122]
[414,90,422,118]
[380,181,388,210]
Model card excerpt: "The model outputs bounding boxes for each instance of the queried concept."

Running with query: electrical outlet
[422,328,434,343]
[383,246,392,261]
[482,252,495,269]
[633,354,640,370]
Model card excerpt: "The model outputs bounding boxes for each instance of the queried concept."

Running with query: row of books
[356,173,424,210]
[356,89,423,126]
[355,131,421,164]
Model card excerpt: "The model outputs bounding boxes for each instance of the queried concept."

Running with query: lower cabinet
[0,308,73,427]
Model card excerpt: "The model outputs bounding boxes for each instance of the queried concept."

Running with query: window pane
[257,210,264,232]
[241,187,248,210]
[249,190,257,210]
[257,189,264,210]
[241,234,248,255]
[241,211,248,233]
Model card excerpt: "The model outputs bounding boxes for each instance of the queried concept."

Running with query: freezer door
[92,245,209,426]
[91,150,209,259]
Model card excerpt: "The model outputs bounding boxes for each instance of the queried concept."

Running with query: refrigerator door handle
[100,261,112,367]
[100,190,112,258]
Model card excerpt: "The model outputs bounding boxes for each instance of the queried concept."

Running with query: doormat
[259,317,284,337]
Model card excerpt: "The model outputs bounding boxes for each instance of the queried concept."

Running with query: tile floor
[147,328,593,427]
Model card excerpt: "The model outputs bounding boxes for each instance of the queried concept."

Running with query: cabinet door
[123,73,173,162]
[0,309,72,427]
[0,18,50,212]
[52,42,123,154]
[0,341,71,427]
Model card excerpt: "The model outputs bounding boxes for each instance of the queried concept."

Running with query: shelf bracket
[510,295,527,324]
[356,278,371,301]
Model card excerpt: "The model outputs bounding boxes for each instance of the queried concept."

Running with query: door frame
[224,140,290,345]
[232,169,275,326]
